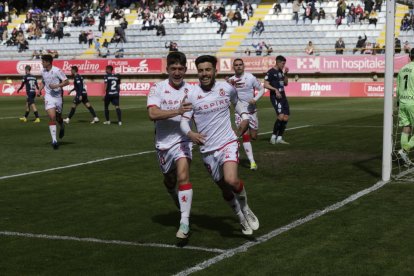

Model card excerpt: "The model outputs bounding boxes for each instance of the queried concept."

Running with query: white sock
[234,182,248,212]
[178,185,193,225]
[49,124,57,142]
[271,134,277,139]
[277,136,282,141]
[243,142,255,163]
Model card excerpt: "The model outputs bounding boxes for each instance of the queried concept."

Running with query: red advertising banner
[218,55,409,74]
[0,55,408,75]
[0,58,163,75]
[1,81,395,98]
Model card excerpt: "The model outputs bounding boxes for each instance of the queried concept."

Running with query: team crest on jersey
[184,88,189,95]
[219,89,225,96]
[149,86,156,97]
[164,90,170,94]
[197,95,203,99]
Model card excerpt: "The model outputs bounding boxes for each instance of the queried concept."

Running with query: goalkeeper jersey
[397,61,414,105]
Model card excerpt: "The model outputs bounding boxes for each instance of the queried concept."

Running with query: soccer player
[180,55,260,235]
[229,58,265,170]
[103,65,122,125]
[264,55,290,145]
[396,48,414,166]
[17,65,41,123]
[38,54,69,149]
[147,51,194,239]
[63,66,99,124]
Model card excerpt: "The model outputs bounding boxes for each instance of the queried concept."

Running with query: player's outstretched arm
[148,101,192,121]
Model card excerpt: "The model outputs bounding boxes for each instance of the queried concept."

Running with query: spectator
[353,34,367,54]
[364,0,374,14]
[31,49,42,59]
[114,26,126,44]
[115,48,124,58]
[404,40,411,54]
[79,31,87,44]
[233,9,244,26]
[335,37,345,54]
[94,38,101,56]
[102,38,109,48]
[265,43,273,56]
[47,49,58,58]
[395,37,402,54]
[100,46,109,58]
[292,0,300,24]
[252,19,264,36]
[165,41,178,52]
[355,4,364,22]
[98,11,106,32]
[273,0,281,15]
[368,10,378,27]
[217,20,227,37]
[364,42,374,54]
[252,41,265,56]
[87,30,94,46]
[318,7,325,22]
[305,41,314,55]
[156,22,166,36]
[244,48,251,56]
[303,2,313,23]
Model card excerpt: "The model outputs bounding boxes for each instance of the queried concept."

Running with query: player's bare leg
[175,158,192,239]
[56,110,64,139]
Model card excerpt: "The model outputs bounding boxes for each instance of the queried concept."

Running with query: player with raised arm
[264,55,290,145]
[396,48,414,166]
[38,54,69,149]
[147,51,194,239]
[17,65,41,123]
[63,66,99,124]
[180,55,259,235]
[103,65,122,126]
[229,58,265,170]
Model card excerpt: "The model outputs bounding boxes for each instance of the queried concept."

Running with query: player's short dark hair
[410,48,414,61]
[195,55,217,69]
[25,65,31,71]
[41,54,53,63]
[106,65,113,71]
[276,55,286,63]
[233,58,244,65]
[71,66,78,72]
[167,51,187,67]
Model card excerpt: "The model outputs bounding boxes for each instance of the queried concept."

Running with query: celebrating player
[396,48,414,166]
[147,51,194,239]
[17,65,41,123]
[103,65,122,126]
[229,58,265,170]
[180,55,260,235]
[63,66,99,124]
[264,55,290,145]
[38,54,69,149]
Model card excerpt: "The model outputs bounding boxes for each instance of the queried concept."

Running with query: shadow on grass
[353,155,382,179]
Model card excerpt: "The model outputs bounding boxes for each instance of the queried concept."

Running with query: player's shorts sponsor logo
[16,61,42,75]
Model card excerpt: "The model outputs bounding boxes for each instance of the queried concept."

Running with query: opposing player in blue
[103,65,122,126]
[264,55,290,144]
[17,65,41,123]
[63,66,99,124]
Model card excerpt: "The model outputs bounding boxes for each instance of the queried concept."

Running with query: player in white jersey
[229,58,264,171]
[147,52,194,239]
[180,55,260,236]
[38,54,69,149]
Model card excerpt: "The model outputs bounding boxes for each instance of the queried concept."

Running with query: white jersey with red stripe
[229,72,263,113]
[147,79,192,150]
[41,66,68,98]
[183,81,239,153]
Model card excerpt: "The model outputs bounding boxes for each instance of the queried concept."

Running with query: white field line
[174,179,390,275]
[259,125,312,136]
[0,231,224,254]
[0,125,311,181]
[0,151,155,181]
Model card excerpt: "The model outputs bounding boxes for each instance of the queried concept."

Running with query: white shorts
[202,141,239,182]
[156,141,193,174]
[235,111,258,130]
[44,95,63,113]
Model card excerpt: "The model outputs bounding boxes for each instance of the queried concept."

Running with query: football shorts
[156,141,193,174]
[202,141,239,182]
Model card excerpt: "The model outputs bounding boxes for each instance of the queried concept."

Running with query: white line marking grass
[0,125,310,181]
[0,231,225,253]
[174,179,389,275]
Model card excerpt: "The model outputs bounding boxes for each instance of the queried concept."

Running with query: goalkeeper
[397,48,414,165]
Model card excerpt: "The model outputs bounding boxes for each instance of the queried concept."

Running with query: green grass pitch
[0,96,413,275]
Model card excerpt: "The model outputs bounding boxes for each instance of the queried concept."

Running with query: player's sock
[49,122,57,142]
[68,107,76,119]
[273,119,283,136]
[233,180,248,211]
[34,111,39,118]
[406,135,414,152]
[279,120,288,137]
[24,111,29,118]
[401,132,410,151]
[178,183,193,225]
[242,134,255,163]
[88,106,97,117]
[116,108,122,122]
[104,108,109,121]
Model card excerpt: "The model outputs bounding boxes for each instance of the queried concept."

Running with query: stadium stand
[0,0,409,59]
